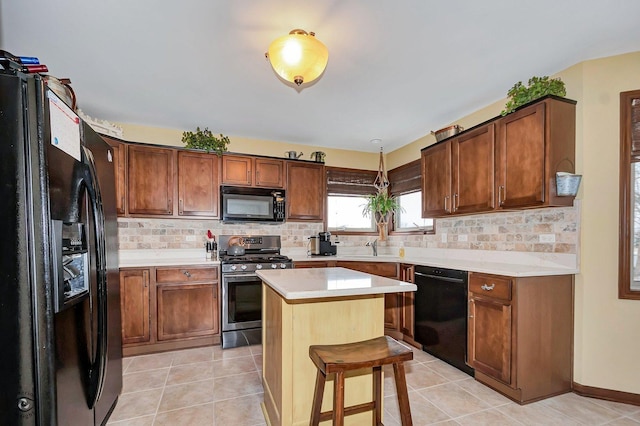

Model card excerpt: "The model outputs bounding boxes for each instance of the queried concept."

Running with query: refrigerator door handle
[82,146,109,408]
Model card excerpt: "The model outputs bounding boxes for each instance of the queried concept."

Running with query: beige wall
[570,52,640,393]
[116,123,381,170]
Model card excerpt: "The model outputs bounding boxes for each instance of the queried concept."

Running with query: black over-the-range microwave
[220,186,286,223]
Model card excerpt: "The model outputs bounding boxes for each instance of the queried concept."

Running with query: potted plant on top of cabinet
[181,127,230,155]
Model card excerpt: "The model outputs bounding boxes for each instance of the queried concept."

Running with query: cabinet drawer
[469,273,512,301]
[156,267,218,283]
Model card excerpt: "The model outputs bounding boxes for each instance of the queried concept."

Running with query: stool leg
[333,371,345,426]
[393,362,413,426]
[310,369,326,426]
[373,366,382,426]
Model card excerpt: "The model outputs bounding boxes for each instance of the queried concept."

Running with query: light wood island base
[262,284,384,425]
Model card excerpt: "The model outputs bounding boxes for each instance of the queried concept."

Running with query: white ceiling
[2,1,640,153]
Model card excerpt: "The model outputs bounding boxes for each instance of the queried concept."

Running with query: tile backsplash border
[117,204,579,255]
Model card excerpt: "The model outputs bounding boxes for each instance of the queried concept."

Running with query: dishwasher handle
[414,271,466,284]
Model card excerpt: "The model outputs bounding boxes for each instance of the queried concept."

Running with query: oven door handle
[223,273,262,281]
[414,272,465,284]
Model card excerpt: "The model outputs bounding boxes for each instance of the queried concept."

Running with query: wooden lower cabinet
[120,265,220,356]
[157,282,219,340]
[336,261,403,338]
[467,272,573,403]
[120,269,151,345]
[399,264,416,343]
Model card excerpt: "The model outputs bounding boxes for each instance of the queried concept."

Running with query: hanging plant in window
[362,191,403,241]
[181,127,230,155]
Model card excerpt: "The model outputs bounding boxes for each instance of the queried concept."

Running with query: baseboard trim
[573,382,640,407]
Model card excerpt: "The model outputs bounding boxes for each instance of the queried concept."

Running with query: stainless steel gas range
[218,235,293,349]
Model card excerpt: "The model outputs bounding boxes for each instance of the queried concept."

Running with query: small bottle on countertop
[399,245,405,258]
[205,241,213,260]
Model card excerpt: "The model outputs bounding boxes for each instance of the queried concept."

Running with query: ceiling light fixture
[265,29,328,86]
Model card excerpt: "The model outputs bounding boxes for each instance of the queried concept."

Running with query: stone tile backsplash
[117,205,579,254]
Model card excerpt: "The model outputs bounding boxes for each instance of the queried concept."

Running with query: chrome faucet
[366,239,378,256]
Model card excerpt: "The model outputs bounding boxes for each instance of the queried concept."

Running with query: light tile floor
[107,344,640,425]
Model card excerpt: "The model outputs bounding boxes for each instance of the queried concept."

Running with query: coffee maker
[309,231,337,256]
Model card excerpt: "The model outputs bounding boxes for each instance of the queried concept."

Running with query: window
[326,167,377,232]
[389,160,434,233]
[619,89,640,300]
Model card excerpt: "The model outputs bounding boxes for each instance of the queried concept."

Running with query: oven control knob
[271,263,277,269]
[280,263,287,269]
[241,264,247,270]
[230,265,237,271]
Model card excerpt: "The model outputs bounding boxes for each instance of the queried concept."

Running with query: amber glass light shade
[266,29,328,86]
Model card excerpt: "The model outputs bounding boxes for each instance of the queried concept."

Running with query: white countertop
[118,247,578,277]
[119,249,220,267]
[257,267,417,301]
[285,247,578,277]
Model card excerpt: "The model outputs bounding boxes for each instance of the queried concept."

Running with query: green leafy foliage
[501,76,566,115]
[361,191,404,220]
[181,127,230,155]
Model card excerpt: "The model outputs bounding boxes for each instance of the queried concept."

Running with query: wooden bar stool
[308,335,413,426]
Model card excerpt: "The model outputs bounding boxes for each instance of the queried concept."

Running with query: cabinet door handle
[256,171,260,183]
[468,299,474,318]
[453,193,459,212]
[498,185,505,206]
[183,270,192,278]
[481,283,495,291]
[444,195,450,213]
[179,199,183,214]
[167,199,172,212]
[247,170,251,183]
[121,196,125,209]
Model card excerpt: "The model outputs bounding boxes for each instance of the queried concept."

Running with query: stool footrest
[318,401,376,422]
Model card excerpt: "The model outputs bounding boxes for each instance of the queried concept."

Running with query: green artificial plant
[362,191,404,240]
[501,76,566,115]
[181,127,230,155]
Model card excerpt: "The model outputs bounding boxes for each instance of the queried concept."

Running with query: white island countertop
[257,267,417,301]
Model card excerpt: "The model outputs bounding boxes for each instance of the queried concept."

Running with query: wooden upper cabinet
[422,124,495,218]
[101,136,127,215]
[128,145,175,215]
[222,155,252,186]
[177,151,220,217]
[452,124,495,214]
[222,154,285,188]
[255,158,284,188]
[422,96,576,217]
[496,97,576,209]
[421,141,452,217]
[286,162,324,221]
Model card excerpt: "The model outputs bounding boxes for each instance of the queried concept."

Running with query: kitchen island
[257,267,416,426]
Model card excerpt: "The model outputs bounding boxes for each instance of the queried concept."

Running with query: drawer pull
[183,270,192,278]
[481,283,495,291]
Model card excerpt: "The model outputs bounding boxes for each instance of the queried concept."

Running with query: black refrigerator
[0,71,122,424]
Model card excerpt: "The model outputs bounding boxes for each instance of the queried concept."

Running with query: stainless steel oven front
[221,272,263,349]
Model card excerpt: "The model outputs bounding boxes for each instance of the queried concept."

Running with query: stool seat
[309,336,413,426]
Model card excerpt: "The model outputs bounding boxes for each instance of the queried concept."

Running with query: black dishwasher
[414,265,474,375]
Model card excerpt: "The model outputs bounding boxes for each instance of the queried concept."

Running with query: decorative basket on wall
[556,172,582,197]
